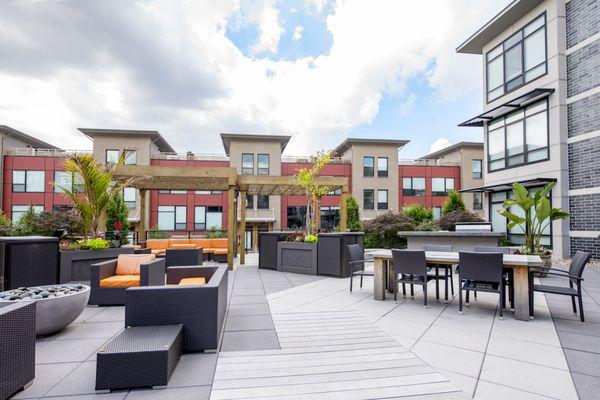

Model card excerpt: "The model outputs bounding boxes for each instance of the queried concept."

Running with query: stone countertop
[397,231,506,237]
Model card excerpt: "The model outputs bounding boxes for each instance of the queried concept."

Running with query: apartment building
[457,0,599,258]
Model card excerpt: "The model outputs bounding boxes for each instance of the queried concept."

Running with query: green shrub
[147,227,171,239]
[11,208,84,238]
[206,227,227,238]
[415,220,439,231]
[0,211,12,236]
[305,234,318,243]
[441,190,466,214]
[403,204,433,224]
[83,238,109,250]
[437,210,483,231]
[106,191,130,246]
[364,212,414,249]
[345,195,363,231]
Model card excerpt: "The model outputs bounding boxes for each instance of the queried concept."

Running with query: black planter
[317,232,365,277]
[277,242,317,275]
[258,231,292,270]
[60,248,134,283]
[0,236,59,291]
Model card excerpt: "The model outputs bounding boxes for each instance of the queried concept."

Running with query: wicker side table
[96,325,183,391]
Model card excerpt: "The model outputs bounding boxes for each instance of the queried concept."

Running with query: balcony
[282,155,350,164]
[237,208,276,222]
[5,148,92,157]
[151,152,230,161]
[398,159,460,167]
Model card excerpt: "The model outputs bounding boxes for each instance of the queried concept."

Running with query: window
[13,170,44,192]
[242,153,254,175]
[54,171,82,193]
[106,149,120,165]
[123,188,136,209]
[194,206,206,230]
[246,194,254,209]
[432,207,442,220]
[124,150,137,165]
[158,206,186,231]
[159,190,187,194]
[472,159,482,179]
[473,192,483,210]
[257,154,269,175]
[327,188,342,196]
[194,191,222,195]
[206,206,222,230]
[257,195,269,209]
[12,205,44,223]
[363,157,374,177]
[320,206,340,230]
[377,190,388,210]
[363,189,374,209]
[402,177,426,196]
[487,99,548,171]
[287,206,306,229]
[432,178,454,196]
[486,14,546,102]
[377,157,388,177]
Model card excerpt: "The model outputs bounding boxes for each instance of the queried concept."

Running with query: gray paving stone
[12,362,79,399]
[225,314,275,331]
[168,353,218,387]
[557,331,600,353]
[36,338,107,364]
[227,303,271,317]
[42,393,128,399]
[564,349,600,377]
[44,361,97,397]
[86,307,125,323]
[230,287,265,296]
[229,295,267,305]
[125,386,211,399]
[571,372,600,400]
[41,321,124,341]
[554,318,600,337]
[220,330,280,351]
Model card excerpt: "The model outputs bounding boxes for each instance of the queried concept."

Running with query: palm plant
[55,153,121,239]
[498,182,569,255]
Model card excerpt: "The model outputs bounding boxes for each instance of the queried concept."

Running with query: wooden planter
[59,248,134,283]
[277,242,317,275]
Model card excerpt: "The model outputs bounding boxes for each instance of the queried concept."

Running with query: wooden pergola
[113,165,350,269]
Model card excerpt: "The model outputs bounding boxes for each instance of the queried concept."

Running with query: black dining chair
[473,246,514,309]
[423,244,454,301]
[392,249,433,307]
[529,251,591,322]
[348,244,374,292]
[458,252,505,318]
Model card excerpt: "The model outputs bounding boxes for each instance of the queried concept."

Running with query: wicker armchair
[125,266,228,352]
[89,257,166,306]
[0,302,36,399]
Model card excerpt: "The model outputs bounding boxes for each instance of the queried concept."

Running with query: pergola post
[239,190,246,265]
[227,186,235,270]
[138,189,147,243]
[339,190,348,232]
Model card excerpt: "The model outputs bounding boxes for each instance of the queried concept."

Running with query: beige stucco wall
[479,0,569,256]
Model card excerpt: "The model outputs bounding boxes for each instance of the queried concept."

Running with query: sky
[0,0,511,159]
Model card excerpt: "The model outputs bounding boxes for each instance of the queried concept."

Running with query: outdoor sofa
[143,238,229,262]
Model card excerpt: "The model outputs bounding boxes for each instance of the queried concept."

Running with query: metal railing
[281,155,350,164]
[238,208,276,221]
[5,148,92,157]
[398,158,461,166]
[151,152,230,161]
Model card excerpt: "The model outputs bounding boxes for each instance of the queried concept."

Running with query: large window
[487,99,548,171]
[246,194,254,209]
[472,159,482,179]
[123,187,136,209]
[486,13,546,102]
[363,157,374,177]
[13,170,44,192]
[377,157,388,177]
[194,206,206,230]
[320,206,340,230]
[158,206,186,231]
[242,153,254,175]
[257,195,269,210]
[54,171,83,193]
[124,150,137,165]
[257,154,269,175]
[432,178,454,197]
[363,189,374,209]
[473,192,483,210]
[402,177,426,196]
[11,205,44,223]
[377,190,388,210]
[287,206,306,229]
[106,149,119,165]
[206,206,223,230]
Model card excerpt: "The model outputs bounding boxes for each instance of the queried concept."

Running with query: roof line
[0,125,61,150]
[418,141,483,160]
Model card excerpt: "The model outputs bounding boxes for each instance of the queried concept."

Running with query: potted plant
[277,230,318,274]
[498,182,569,276]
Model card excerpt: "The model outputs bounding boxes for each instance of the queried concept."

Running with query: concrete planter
[277,242,317,275]
[60,248,134,283]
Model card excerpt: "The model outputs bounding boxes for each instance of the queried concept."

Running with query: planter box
[0,236,59,291]
[318,232,364,278]
[60,248,134,283]
[277,242,317,275]
[258,232,292,270]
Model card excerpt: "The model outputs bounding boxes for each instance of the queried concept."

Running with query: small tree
[403,204,433,224]
[12,206,39,236]
[294,150,332,235]
[345,195,362,232]
[106,190,130,246]
[442,190,465,214]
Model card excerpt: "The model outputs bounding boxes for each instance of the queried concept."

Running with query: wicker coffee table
[96,325,183,390]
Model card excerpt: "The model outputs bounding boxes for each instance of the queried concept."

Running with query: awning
[460,178,557,193]
[459,88,554,127]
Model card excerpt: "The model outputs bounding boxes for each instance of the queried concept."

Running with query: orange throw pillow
[99,275,140,288]
[116,254,156,275]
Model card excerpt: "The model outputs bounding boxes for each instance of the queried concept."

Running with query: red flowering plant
[285,229,305,242]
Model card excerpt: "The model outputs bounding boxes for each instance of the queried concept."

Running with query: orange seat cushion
[168,238,191,248]
[99,274,140,288]
[151,249,165,255]
[170,243,197,249]
[210,239,228,248]
[190,239,212,248]
[178,277,207,286]
[146,239,170,250]
[213,248,228,255]
[116,254,156,275]
[203,248,214,254]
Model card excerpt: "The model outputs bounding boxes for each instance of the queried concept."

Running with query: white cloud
[429,138,452,154]
[0,0,507,154]
[292,25,304,41]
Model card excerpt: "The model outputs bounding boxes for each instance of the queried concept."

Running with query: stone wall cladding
[570,237,600,259]
[569,193,600,231]
[567,41,600,98]
[566,0,600,49]
[568,136,600,189]
[567,92,600,137]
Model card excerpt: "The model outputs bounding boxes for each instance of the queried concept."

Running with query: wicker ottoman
[96,325,183,390]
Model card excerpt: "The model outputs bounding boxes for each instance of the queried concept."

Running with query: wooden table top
[370,250,542,267]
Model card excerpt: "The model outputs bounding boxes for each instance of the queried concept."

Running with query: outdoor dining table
[370,250,542,321]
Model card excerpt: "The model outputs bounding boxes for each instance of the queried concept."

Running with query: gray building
[457,0,599,258]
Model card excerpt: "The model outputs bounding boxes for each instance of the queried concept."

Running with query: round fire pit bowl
[0,284,90,336]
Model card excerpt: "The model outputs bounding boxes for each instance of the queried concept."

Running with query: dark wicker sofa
[89,257,166,306]
[125,265,228,352]
[0,302,36,400]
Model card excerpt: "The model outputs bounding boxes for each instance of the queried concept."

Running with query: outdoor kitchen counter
[398,231,506,251]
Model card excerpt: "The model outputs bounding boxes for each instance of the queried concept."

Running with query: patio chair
[392,249,434,306]
[165,248,203,268]
[458,252,505,318]
[348,244,374,291]
[422,244,454,300]
[89,254,166,306]
[529,251,591,322]
[473,246,514,308]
